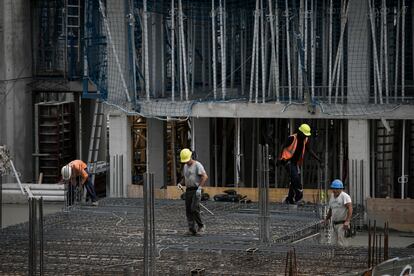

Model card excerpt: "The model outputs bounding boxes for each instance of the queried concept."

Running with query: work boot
[198,225,206,233]
[91,201,99,206]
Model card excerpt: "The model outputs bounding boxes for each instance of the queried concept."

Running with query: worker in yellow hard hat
[278,123,321,205]
[177,148,208,236]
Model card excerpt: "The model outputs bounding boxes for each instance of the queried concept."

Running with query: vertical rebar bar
[143,173,149,275]
[368,220,371,267]
[39,197,44,275]
[384,221,389,261]
[311,0,316,99]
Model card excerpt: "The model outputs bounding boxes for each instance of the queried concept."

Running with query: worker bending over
[325,179,353,246]
[178,148,208,236]
[61,160,98,206]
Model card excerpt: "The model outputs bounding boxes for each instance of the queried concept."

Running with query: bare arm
[199,173,208,187]
[325,208,332,221]
[343,203,353,228]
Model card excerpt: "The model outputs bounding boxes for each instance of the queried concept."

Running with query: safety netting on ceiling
[84,0,413,118]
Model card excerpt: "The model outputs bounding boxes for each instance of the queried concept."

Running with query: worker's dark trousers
[185,188,203,233]
[285,163,303,204]
[66,175,97,206]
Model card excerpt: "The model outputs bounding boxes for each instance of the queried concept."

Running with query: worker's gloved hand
[196,187,202,198]
[177,183,183,190]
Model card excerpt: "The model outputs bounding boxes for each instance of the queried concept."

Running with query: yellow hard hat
[180,148,192,163]
[299,123,311,136]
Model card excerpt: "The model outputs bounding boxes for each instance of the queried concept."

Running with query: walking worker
[61,160,98,206]
[177,148,208,235]
[325,179,353,246]
[278,123,321,204]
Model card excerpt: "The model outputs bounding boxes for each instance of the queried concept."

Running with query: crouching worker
[178,148,208,236]
[61,160,98,206]
[325,179,352,246]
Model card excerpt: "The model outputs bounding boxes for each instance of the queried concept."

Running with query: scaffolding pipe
[328,0,333,102]
[329,0,348,104]
[255,14,260,104]
[285,0,292,103]
[191,9,196,95]
[275,0,280,102]
[230,14,235,89]
[394,1,400,102]
[212,0,217,99]
[171,0,175,101]
[402,1,406,100]
[202,16,206,90]
[249,1,259,102]
[383,0,390,103]
[241,10,246,95]
[268,0,277,101]
[369,0,383,104]
[143,0,150,101]
[311,0,316,99]
[261,0,266,103]
[178,0,189,100]
[298,0,304,100]
[219,0,226,100]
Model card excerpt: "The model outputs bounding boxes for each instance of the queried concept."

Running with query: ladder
[66,0,81,63]
[87,100,104,185]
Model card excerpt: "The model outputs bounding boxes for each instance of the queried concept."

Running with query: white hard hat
[61,165,72,180]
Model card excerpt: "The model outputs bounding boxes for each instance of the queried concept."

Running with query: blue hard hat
[330,179,344,189]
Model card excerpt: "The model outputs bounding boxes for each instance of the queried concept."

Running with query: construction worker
[177,148,208,235]
[61,160,98,206]
[325,179,353,246]
[278,123,321,205]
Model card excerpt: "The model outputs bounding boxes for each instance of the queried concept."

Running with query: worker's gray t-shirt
[183,161,206,188]
[329,191,352,222]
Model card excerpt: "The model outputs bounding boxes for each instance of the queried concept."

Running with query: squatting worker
[61,160,98,206]
[177,148,208,235]
[325,179,353,246]
[278,123,321,204]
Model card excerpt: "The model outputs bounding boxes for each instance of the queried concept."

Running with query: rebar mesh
[1,198,413,275]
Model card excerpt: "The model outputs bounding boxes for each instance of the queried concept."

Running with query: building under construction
[1,0,414,275]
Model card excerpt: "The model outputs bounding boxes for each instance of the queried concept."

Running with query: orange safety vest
[69,160,88,184]
[280,134,308,165]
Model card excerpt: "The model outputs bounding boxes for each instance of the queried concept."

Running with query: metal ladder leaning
[87,100,104,186]
[66,0,81,62]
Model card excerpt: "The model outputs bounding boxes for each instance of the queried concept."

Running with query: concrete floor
[1,203,63,228]
[0,199,413,275]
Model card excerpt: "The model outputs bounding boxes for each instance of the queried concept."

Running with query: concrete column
[147,118,166,188]
[347,0,370,104]
[0,0,32,182]
[193,118,211,186]
[109,113,132,197]
[348,120,370,206]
